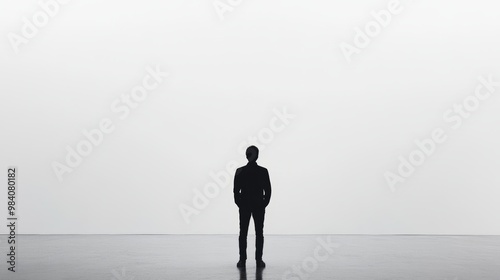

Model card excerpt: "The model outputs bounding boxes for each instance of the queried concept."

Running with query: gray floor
[0,235,499,280]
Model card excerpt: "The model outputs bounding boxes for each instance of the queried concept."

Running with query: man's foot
[256,260,266,268]
[237,260,246,268]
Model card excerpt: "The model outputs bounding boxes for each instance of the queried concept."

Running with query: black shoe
[237,260,246,268]
[256,260,266,268]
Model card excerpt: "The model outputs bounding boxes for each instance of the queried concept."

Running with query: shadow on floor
[238,267,263,280]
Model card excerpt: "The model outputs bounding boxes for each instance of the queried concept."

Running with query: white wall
[1,0,500,234]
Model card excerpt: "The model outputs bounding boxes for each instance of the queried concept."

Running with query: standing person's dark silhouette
[234,145,271,268]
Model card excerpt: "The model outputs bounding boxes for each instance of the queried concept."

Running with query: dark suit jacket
[234,161,271,209]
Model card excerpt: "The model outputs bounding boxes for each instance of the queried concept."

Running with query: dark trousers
[238,207,265,261]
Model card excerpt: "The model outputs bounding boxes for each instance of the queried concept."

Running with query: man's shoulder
[235,166,245,174]
[254,165,268,174]
[236,164,268,173]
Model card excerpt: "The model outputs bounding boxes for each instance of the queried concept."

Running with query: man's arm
[234,168,242,206]
[263,169,271,207]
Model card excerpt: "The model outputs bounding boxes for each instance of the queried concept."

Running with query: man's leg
[253,208,265,261]
[239,207,251,261]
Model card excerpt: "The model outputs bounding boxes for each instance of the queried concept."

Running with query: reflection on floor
[0,234,499,280]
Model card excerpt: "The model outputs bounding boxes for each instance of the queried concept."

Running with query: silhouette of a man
[234,145,271,268]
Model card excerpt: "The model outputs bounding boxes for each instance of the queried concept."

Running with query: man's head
[246,146,259,162]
